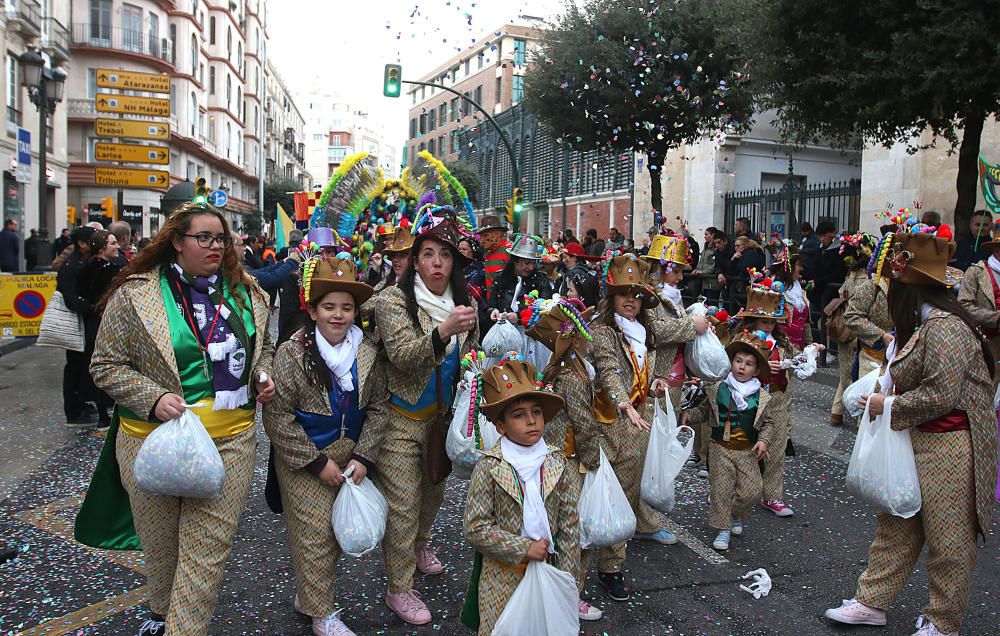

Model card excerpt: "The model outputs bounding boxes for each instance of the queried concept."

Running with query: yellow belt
[860,345,887,362]
[120,398,255,439]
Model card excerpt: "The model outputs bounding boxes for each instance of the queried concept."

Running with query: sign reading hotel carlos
[0,274,57,337]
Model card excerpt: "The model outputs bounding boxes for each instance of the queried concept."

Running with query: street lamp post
[19,47,66,253]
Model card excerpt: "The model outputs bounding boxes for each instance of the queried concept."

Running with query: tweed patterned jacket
[650,299,698,381]
[957,262,1000,369]
[844,277,892,346]
[91,269,274,421]
[463,442,581,633]
[376,285,479,404]
[263,331,387,471]
[887,312,998,538]
[544,365,603,470]
[683,383,779,451]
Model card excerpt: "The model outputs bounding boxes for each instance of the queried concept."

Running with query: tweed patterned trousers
[375,410,446,593]
[274,438,356,618]
[831,340,856,416]
[117,426,256,636]
[761,392,791,501]
[707,442,762,529]
[855,430,979,633]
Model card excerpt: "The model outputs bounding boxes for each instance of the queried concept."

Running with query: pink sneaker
[385,589,432,625]
[824,599,887,626]
[579,599,603,621]
[912,614,957,636]
[415,546,444,575]
[761,499,794,517]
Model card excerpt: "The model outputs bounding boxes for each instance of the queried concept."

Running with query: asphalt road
[1,346,998,635]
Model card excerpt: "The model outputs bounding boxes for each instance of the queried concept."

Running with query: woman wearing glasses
[79,202,276,636]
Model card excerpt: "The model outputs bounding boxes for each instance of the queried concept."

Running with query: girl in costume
[488,234,555,370]
[524,297,604,621]
[461,356,581,635]
[844,233,894,381]
[79,202,275,636]
[768,242,812,350]
[353,208,479,626]
[564,267,600,309]
[831,234,876,425]
[588,254,690,601]
[263,255,387,636]
[825,226,997,636]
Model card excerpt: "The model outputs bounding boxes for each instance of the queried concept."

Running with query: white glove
[739,568,772,599]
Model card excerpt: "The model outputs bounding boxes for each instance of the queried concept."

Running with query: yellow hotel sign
[95,118,170,141]
[95,167,170,188]
[95,94,170,117]
[95,68,171,94]
[95,142,170,165]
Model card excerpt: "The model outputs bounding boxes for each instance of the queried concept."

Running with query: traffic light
[66,206,76,225]
[99,197,115,220]
[383,64,402,98]
[505,187,524,224]
[195,177,208,203]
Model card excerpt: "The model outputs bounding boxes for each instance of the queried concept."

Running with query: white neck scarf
[614,313,647,366]
[315,325,363,391]
[988,255,1000,277]
[658,283,683,312]
[500,436,554,553]
[414,273,457,352]
[510,276,524,312]
[724,372,761,411]
[879,337,897,395]
[784,280,807,311]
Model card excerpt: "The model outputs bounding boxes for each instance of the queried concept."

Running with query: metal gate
[723,178,861,241]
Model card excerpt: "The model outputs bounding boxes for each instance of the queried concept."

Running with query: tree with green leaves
[525,0,755,213]
[444,159,481,207]
[262,178,301,223]
[730,0,1000,230]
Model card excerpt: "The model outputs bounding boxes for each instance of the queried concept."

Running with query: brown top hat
[480,358,565,423]
[477,214,506,233]
[883,232,957,287]
[601,254,660,309]
[725,330,773,382]
[735,285,786,321]
[383,226,415,255]
[412,208,471,267]
[525,299,595,362]
[307,256,374,305]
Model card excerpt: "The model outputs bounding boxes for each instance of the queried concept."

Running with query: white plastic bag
[846,398,921,518]
[684,304,730,381]
[578,447,636,548]
[134,405,225,498]
[446,371,501,479]
[780,345,820,380]
[482,317,523,366]
[331,465,389,557]
[842,367,880,418]
[641,398,695,513]
[491,560,579,636]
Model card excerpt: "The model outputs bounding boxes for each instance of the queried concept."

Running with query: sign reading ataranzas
[95,68,171,94]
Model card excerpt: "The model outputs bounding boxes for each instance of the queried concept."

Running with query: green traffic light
[194,195,207,204]
[514,203,523,212]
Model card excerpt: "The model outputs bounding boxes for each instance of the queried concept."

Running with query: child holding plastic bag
[524,297,605,621]
[263,256,388,636]
[461,355,581,636]
[682,330,780,551]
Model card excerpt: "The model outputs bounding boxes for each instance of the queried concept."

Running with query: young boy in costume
[682,330,780,551]
[461,355,581,635]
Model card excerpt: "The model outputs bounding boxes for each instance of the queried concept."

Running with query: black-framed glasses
[182,233,233,248]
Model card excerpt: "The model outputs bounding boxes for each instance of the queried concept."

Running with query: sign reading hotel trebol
[95,118,170,141]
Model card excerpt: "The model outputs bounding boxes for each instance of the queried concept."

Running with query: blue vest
[390,346,461,418]
[294,362,365,450]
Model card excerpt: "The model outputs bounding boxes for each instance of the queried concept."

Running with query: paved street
[1,346,998,636]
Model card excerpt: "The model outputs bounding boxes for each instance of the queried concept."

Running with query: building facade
[65,0,270,238]
[263,58,309,189]
[1,0,72,261]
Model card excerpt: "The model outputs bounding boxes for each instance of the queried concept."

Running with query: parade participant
[461,356,581,636]
[79,201,275,636]
[564,267,600,309]
[832,234,876,425]
[524,298,604,621]
[539,246,562,297]
[489,234,554,369]
[356,208,479,626]
[365,222,396,287]
[264,256,385,636]
[682,330,778,550]
[478,214,509,298]
[844,238,894,380]
[77,229,123,429]
[559,241,599,297]
[360,226,414,339]
[589,254,683,600]
[957,217,1000,378]
[278,227,343,345]
[825,227,997,636]
[770,244,812,350]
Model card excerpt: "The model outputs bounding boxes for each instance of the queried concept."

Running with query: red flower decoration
[519,308,533,325]
[936,224,953,240]
[715,310,730,322]
[762,277,773,287]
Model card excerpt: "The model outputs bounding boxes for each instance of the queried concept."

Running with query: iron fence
[723,178,861,242]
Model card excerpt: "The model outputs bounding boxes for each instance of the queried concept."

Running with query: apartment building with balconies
[264,58,309,189]
[65,0,270,236]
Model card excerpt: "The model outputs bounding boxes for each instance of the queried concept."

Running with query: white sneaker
[712,530,731,550]
[731,519,743,536]
[824,599,887,626]
[578,599,603,621]
[912,614,957,636]
[697,467,709,478]
[312,610,356,636]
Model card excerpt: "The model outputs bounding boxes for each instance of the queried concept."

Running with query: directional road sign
[95,68,171,94]
[95,142,170,165]
[95,94,170,117]
[95,118,170,141]
[95,167,170,188]
[209,189,229,207]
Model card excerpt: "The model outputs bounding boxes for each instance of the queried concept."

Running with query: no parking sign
[0,274,56,336]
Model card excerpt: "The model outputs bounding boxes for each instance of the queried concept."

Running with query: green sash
[460,551,484,631]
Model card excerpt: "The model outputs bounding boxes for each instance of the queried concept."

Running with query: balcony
[6,0,42,36]
[71,23,174,69]
[43,18,71,62]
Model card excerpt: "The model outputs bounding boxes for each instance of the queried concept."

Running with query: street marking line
[12,585,148,636]
[663,518,729,565]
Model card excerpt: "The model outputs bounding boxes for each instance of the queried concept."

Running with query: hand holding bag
[134,405,226,499]
[35,290,85,352]
[331,465,389,557]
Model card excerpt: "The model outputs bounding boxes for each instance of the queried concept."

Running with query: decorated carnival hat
[725,329,773,382]
[480,354,564,423]
[525,297,595,361]
[735,270,787,321]
[508,234,542,260]
[376,222,395,239]
[301,255,374,306]
[411,206,472,267]
[307,226,340,249]
[840,232,878,268]
[643,234,691,270]
[600,253,660,309]
[382,226,415,255]
[561,241,601,262]
[869,209,956,286]
[478,214,507,233]
[766,236,802,271]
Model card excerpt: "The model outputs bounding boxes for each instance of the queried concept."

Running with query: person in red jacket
[478,214,509,299]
